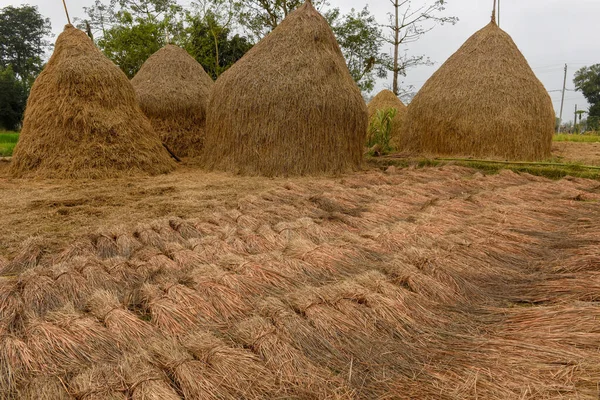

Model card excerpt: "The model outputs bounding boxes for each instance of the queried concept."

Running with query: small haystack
[131,45,214,158]
[367,90,407,150]
[10,25,175,179]
[400,14,555,161]
[201,0,367,176]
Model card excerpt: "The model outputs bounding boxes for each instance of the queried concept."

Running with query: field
[554,133,600,143]
[0,131,18,157]
[1,159,600,398]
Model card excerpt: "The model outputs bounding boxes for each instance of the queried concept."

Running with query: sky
[2,0,599,124]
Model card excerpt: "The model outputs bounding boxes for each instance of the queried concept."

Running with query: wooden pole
[62,0,72,25]
[492,0,497,23]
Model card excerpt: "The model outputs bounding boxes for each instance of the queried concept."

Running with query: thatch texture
[367,89,407,150]
[10,25,175,179]
[400,19,555,161]
[131,45,214,158]
[201,1,367,176]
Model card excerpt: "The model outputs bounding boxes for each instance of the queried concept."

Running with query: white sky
[2,0,599,123]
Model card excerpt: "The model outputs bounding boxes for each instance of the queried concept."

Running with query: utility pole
[498,0,500,27]
[574,104,578,134]
[558,64,567,133]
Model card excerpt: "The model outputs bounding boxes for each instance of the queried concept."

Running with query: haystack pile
[367,89,407,150]
[400,15,555,161]
[132,45,214,158]
[201,0,367,176]
[10,25,175,179]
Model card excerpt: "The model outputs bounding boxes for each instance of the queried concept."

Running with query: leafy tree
[183,0,252,79]
[0,66,27,131]
[80,0,184,77]
[383,0,457,96]
[574,64,600,122]
[327,6,387,94]
[0,5,51,89]
[183,11,253,79]
[235,0,329,41]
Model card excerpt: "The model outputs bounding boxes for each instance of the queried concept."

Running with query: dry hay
[201,1,367,176]
[0,165,600,398]
[367,89,407,149]
[10,25,175,179]
[400,16,555,161]
[131,45,214,158]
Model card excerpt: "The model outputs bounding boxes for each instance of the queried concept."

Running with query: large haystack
[10,25,175,179]
[131,45,214,158]
[201,0,367,176]
[400,16,555,161]
[367,89,407,150]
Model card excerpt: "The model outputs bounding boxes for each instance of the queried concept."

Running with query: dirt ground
[1,153,600,398]
[552,141,600,165]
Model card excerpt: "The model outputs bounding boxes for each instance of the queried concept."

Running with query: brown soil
[1,161,600,398]
[552,141,600,165]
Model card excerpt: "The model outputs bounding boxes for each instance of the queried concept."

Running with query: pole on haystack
[497,0,500,27]
[62,0,72,25]
[492,0,497,23]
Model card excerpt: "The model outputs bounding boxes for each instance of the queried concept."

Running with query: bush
[367,107,396,156]
[0,66,27,131]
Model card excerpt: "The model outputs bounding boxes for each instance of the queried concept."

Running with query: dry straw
[367,89,407,149]
[10,25,176,179]
[201,0,367,176]
[131,45,214,158]
[400,14,555,161]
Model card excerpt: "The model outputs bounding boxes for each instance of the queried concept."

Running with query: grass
[0,131,19,157]
[554,133,600,143]
[370,156,600,180]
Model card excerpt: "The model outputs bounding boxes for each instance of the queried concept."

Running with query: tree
[236,0,329,40]
[327,6,387,93]
[183,10,253,79]
[0,66,27,131]
[0,5,51,89]
[80,0,184,77]
[383,0,457,96]
[574,64,600,123]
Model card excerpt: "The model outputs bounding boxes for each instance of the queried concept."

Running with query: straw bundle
[400,18,555,161]
[131,45,214,158]
[367,89,407,149]
[201,0,367,176]
[10,25,176,179]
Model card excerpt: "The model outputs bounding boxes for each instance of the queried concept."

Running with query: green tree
[0,66,27,131]
[0,5,51,89]
[81,0,184,77]
[326,6,386,94]
[574,64,600,122]
[235,0,329,41]
[183,11,253,79]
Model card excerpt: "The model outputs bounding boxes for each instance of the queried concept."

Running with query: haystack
[201,0,367,176]
[10,25,175,179]
[367,90,407,150]
[400,14,555,161]
[131,45,214,158]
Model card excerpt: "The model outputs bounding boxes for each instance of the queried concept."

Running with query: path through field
[1,165,599,399]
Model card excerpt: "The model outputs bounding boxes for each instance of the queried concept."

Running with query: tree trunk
[392,0,400,96]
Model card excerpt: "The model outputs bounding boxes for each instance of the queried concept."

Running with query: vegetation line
[433,158,600,170]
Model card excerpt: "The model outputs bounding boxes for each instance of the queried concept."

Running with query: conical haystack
[132,45,214,158]
[10,25,176,178]
[400,17,555,161]
[201,0,367,176]
[367,90,407,150]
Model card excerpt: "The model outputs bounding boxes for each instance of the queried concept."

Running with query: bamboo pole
[62,0,72,25]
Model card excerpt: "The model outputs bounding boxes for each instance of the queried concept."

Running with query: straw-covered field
[1,161,600,398]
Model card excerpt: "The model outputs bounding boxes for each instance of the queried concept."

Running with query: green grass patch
[0,131,19,156]
[553,133,600,143]
[369,156,600,181]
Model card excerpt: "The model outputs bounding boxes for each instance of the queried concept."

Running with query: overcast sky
[2,0,599,123]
